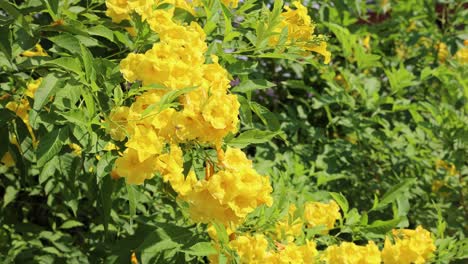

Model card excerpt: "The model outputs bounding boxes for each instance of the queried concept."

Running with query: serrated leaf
[49,34,81,54]
[3,186,17,208]
[44,57,82,76]
[329,192,349,215]
[250,102,280,131]
[183,242,217,256]
[88,25,115,42]
[371,178,416,211]
[227,129,282,148]
[33,74,63,110]
[127,184,137,228]
[101,174,114,236]
[39,157,58,184]
[141,86,195,117]
[59,220,83,229]
[36,127,68,167]
[362,217,402,235]
[80,43,96,82]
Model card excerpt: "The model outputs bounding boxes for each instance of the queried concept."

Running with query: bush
[0,0,466,263]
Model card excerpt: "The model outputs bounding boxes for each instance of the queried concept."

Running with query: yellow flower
[25,78,42,98]
[431,180,444,193]
[272,240,318,264]
[201,93,239,131]
[230,234,269,263]
[304,40,331,64]
[6,100,30,125]
[21,44,48,57]
[155,144,196,195]
[113,148,158,184]
[274,205,303,243]
[131,251,138,264]
[105,0,130,23]
[270,1,331,64]
[104,142,119,151]
[381,225,436,264]
[1,152,15,168]
[106,106,130,141]
[362,35,371,51]
[437,42,449,63]
[183,147,273,227]
[221,0,239,8]
[322,241,381,264]
[303,200,341,233]
[125,125,165,162]
[455,46,468,64]
[69,143,82,156]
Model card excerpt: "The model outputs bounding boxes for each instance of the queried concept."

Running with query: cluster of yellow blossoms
[209,202,340,263]
[382,226,437,264]
[1,78,42,167]
[271,1,331,64]
[210,233,318,264]
[322,241,381,264]
[436,40,467,64]
[105,0,272,229]
[104,2,436,264]
[212,225,435,264]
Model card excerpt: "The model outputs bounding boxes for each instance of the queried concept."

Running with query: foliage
[0,0,467,263]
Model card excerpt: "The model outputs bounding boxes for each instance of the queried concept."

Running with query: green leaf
[101,174,114,236]
[59,220,83,229]
[49,34,81,54]
[232,79,276,93]
[141,86,196,117]
[88,25,115,42]
[3,186,18,208]
[329,192,349,215]
[44,57,82,76]
[362,217,403,235]
[371,178,416,211]
[127,184,137,228]
[40,0,59,20]
[33,73,63,110]
[227,129,282,148]
[39,157,58,184]
[56,110,88,127]
[250,102,280,131]
[80,43,96,82]
[36,127,69,167]
[183,242,217,256]
[0,1,21,17]
[385,67,417,93]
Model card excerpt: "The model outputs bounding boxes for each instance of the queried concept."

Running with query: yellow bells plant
[270,1,331,63]
[21,44,48,57]
[321,241,381,264]
[381,225,436,264]
[303,200,341,233]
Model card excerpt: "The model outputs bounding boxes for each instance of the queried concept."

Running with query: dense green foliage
[0,0,467,263]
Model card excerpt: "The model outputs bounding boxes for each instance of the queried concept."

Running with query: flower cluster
[106,0,196,24]
[303,200,341,233]
[381,225,436,264]
[21,44,48,57]
[106,0,272,228]
[455,40,468,64]
[212,222,435,264]
[274,205,304,243]
[5,78,42,142]
[1,78,42,167]
[210,233,318,264]
[270,1,331,64]
[321,241,381,264]
[184,147,273,226]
